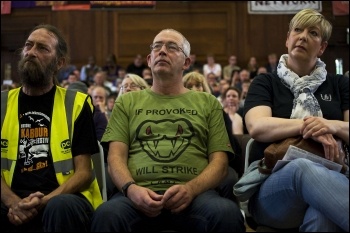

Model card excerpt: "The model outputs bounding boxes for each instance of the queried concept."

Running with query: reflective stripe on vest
[1,88,77,172]
[1,86,102,209]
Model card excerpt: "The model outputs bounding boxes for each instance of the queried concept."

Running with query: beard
[17,56,58,88]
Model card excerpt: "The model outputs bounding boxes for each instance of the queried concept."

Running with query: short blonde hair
[289,9,332,42]
[118,73,150,97]
[182,71,212,94]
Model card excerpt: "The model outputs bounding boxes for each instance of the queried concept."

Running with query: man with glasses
[91,28,245,232]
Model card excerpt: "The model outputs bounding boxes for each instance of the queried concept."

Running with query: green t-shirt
[102,89,233,191]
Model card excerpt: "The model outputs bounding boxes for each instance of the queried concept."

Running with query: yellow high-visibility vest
[1,86,103,209]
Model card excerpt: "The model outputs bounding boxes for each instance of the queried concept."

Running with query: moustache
[23,57,39,65]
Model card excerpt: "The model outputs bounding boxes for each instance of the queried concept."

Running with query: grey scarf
[277,54,327,119]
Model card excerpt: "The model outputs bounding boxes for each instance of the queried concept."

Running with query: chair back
[92,141,108,202]
[244,138,255,172]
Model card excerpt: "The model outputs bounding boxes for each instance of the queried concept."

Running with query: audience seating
[241,137,299,232]
[92,141,108,202]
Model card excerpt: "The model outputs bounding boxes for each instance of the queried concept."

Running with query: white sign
[248,1,322,14]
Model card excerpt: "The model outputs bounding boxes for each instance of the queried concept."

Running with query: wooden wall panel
[1,9,52,83]
[1,10,51,51]
[117,11,228,64]
[1,1,348,84]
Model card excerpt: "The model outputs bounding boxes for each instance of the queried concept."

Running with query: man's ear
[183,56,191,70]
[57,57,66,70]
[146,54,151,67]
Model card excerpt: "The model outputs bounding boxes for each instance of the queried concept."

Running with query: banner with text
[248,1,322,14]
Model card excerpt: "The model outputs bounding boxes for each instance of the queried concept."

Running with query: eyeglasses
[120,83,142,90]
[150,42,187,57]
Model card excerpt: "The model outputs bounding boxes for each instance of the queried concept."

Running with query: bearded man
[1,24,102,232]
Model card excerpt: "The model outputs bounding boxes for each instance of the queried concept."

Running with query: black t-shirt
[93,105,108,141]
[243,72,349,163]
[11,86,99,198]
[222,111,243,172]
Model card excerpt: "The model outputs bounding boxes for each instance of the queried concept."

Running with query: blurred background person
[246,56,258,79]
[89,71,117,96]
[206,72,221,97]
[222,86,243,134]
[265,52,278,73]
[142,67,153,87]
[80,55,102,86]
[182,71,242,203]
[257,66,268,75]
[183,71,211,93]
[183,53,203,75]
[223,55,240,81]
[203,53,222,79]
[118,73,150,98]
[126,54,148,77]
[102,53,122,84]
[106,93,118,120]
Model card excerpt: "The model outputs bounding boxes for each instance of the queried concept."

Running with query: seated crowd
[1,9,348,232]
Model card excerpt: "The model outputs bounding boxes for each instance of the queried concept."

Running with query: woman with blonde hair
[182,71,211,93]
[242,9,349,231]
[182,71,243,203]
[118,73,150,98]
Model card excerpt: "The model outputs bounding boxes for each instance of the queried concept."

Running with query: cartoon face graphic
[136,118,194,163]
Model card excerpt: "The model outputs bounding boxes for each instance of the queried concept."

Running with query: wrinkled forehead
[28,28,58,46]
[153,30,183,44]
